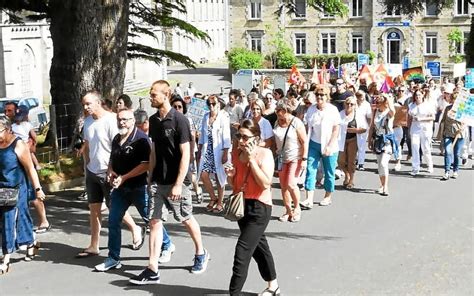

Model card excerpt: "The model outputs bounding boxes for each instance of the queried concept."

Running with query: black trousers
[229,199,277,295]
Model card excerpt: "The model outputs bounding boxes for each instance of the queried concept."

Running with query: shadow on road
[168,67,231,83]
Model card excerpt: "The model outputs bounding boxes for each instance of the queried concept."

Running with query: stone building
[229,0,471,70]
[168,0,229,64]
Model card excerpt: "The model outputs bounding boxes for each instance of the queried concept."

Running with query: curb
[43,177,84,193]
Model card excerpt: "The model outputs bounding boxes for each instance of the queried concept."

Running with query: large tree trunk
[467,14,474,68]
[48,0,129,149]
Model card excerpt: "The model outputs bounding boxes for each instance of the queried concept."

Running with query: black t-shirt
[110,127,151,188]
[331,90,353,111]
[149,108,191,185]
[264,112,277,128]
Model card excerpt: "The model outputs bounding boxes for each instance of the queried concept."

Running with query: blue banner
[357,54,369,70]
[426,61,441,77]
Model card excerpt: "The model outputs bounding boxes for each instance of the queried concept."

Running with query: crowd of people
[1,73,472,296]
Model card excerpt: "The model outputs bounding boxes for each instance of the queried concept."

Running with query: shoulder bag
[224,169,250,221]
[275,116,296,171]
[0,186,19,207]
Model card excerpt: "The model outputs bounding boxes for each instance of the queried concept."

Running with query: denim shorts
[148,183,193,222]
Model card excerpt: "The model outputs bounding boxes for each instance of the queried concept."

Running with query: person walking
[355,90,372,171]
[0,116,44,274]
[225,119,280,296]
[300,85,340,208]
[273,99,307,222]
[197,95,231,213]
[130,80,209,285]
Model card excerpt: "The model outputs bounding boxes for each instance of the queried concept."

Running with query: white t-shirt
[83,112,118,174]
[305,104,341,144]
[273,117,304,162]
[12,121,33,142]
[408,102,435,134]
[257,117,274,141]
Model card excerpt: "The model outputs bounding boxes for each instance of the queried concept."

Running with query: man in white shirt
[355,90,372,170]
[186,82,196,98]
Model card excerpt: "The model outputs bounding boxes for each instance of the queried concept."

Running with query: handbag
[0,186,19,207]
[275,117,295,172]
[224,169,250,221]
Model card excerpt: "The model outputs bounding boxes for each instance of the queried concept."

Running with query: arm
[148,144,156,185]
[83,140,90,165]
[248,148,274,189]
[323,124,340,156]
[15,140,45,200]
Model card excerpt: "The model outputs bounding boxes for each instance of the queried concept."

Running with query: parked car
[0,97,49,131]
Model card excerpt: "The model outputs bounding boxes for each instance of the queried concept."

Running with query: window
[456,32,470,54]
[352,33,363,53]
[294,0,306,18]
[321,33,336,54]
[295,33,307,55]
[456,0,470,15]
[425,32,438,55]
[425,1,438,16]
[249,0,262,19]
[386,5,401,16]
[351,0,363,17]
[248,31,263,52]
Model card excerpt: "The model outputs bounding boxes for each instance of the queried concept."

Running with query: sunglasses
[315,93,325,97]
[207,102,217,107]
[346,103,355,106]
[235,133,256,141]
[173,104,183,110]
[336,82,344,86]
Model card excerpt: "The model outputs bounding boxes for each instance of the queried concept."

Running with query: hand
[243,139,256,157]
[107,171,118,186]
[112,175,124,189]
[224,163,235,177]
[36,189,46,201]
[299,160,307,172]
[322,147,331,157]
[169,183,183,201]
[368,138,374,151]
[222,152,228,164]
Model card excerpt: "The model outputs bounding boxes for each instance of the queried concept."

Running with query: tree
[0,0,209,145]
[277,0,348,16]
[378,0,474,67]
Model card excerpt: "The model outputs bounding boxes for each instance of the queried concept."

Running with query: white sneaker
[441,172,450,180]
[451,172,458,179]
[158,243,176,263]
[319,198,332,206]
[410,170,419,176]
[427,166,434,174]
[95,257,122,272]
[394,162,401,171]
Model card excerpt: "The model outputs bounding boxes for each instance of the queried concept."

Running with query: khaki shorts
[148,183,193,222]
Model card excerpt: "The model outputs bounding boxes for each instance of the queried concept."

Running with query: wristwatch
[35,187,42,192]
[301,157,308,161]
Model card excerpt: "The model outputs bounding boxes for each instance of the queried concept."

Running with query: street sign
[403,56,409,69]
[466,68,474,89]
[357,54,369,70]
[426,61,441,78]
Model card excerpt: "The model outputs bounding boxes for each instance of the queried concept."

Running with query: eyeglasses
[235,133,256,141]
[336,82,344,86]
[118,118,133,122]
[346,103,355,106]
[173,105,183,110]
[207,102,217,107]
[315,93,325,97]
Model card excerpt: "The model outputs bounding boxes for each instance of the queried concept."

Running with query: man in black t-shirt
[94,109,150,272]
[331,78,354,111]
[129,80,209,285]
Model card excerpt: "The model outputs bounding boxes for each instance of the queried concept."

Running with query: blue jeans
[443,137,465,173]
[304,140,338,192]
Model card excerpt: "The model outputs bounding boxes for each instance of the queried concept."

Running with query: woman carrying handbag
[224,119,281,296]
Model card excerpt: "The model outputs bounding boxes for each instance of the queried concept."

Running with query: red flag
[289,65,300,84]
[385,75,395,89]
[358,64,373,85]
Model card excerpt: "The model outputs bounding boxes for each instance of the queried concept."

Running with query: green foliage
[300,54,358,69]
[377,0,454,17]
[452,54,466,63]
[267,28,297,69]
[366,50,376,64]
[448,28,464,53]
[227,48,264,71]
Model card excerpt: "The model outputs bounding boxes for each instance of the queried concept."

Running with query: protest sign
[187,97,208,132]
[465,68,474,89]
[448,89,474,126]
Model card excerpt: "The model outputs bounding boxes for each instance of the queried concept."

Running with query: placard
[187,97,208,132]
[448,89,474,126]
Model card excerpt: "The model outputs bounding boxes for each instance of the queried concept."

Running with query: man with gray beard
[95,108,151,271]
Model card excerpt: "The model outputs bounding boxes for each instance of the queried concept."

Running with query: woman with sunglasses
[251,99,274,148]
[300,85,340,209]
[273,99,307,222]
[408,89,435,176]
[171,97,203,203]
[368,94,396,196]
[225,119,280,296]
[338,96,367,189]
[197,95,231,213]
[0,116,44,274]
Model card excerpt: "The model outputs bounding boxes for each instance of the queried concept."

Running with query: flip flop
[35,224,52,234]
[75,249,99,259]
[131,226,146,251]
[212,205,224,214]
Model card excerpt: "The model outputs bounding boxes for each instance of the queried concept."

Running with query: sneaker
[441,172,450,181]
[191,249,210,274]
[319,198,332,206]
[259,286,281,296]
[409,170,419,176]
[394,162,401,172]
[94,257,122,272]
[158,243,176,263]
[427,166,434,174]
[357,164,365,171]
[129,268,160,285]
[452,172,458,179]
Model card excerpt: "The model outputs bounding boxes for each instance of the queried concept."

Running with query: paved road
[1,150,472,295]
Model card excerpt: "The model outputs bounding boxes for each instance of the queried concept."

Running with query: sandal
[0,262,11,275]
[290,209,301,222]
[346,183,354,190]
[206,199,217,212]
[278,213,290,222]
[212,204,224,214]
[25,241,41,262]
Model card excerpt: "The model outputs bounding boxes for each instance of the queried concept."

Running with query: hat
[14,105,29,121]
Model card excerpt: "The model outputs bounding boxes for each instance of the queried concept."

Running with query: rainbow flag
[403,67,424,82]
